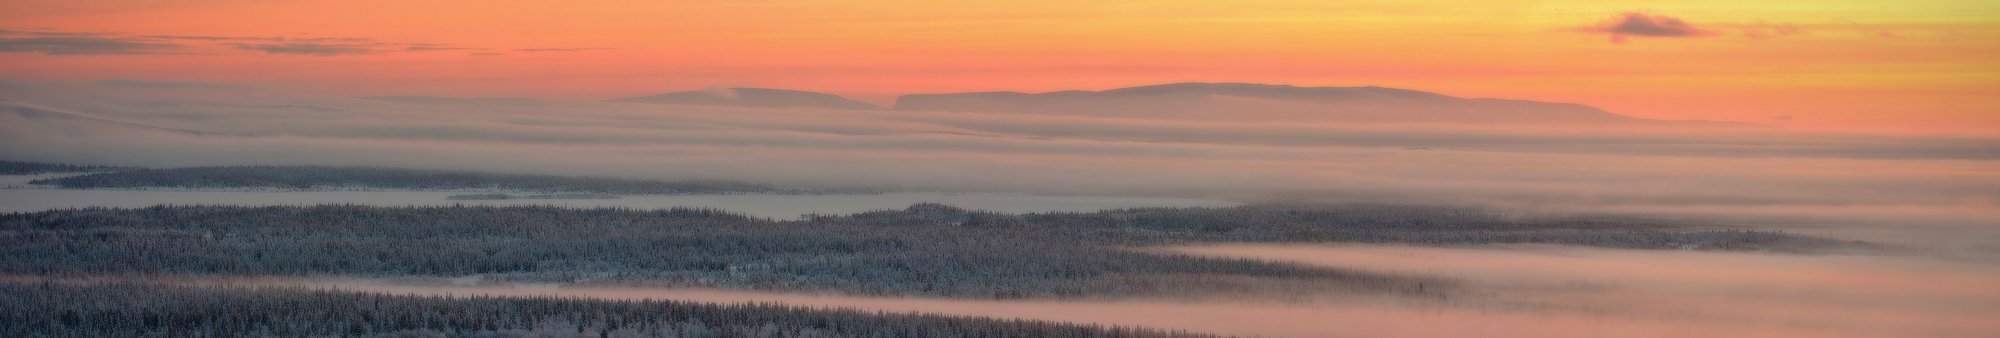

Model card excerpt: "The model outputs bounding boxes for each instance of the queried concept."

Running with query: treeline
[0,204,1405,298]
[449,194,622,200]
[0,160,134,175]
[823,203,1855,251]
[28,166,839,195]
[0,204,1859,298]
[0,282,1215,338]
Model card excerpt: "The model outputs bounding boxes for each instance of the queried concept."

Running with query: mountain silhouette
[362,96,544,105]
[610,88,881,110]
[896,83,1754,127]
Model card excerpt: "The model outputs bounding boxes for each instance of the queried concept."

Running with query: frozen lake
[0,184,1235,219]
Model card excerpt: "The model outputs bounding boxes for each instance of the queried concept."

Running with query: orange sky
[1,0,1995,132]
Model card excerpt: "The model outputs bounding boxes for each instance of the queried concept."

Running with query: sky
[0,0,1996,132]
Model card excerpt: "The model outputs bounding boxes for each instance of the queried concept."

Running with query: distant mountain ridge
[379,82,1749,127]
[609,87,882,110]
[362,96,543,105]
[894,82,1756,127]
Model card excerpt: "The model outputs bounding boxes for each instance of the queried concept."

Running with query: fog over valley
[4,81,1993,225]
[2,65,1995,338]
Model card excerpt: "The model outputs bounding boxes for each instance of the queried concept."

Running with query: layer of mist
[2,80,1996,337]
[1159,244,2000,337]
[34,243,1992,338]
[5,80,1992,255]
[2,81,1991,213]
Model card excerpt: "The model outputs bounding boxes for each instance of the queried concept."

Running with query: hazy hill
[896,82,1754,127]
[610,87,882,110]
[361,95,544,105]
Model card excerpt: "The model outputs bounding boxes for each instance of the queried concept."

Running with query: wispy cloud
[285,36,375,43]
[1574,12,1718,44]
[139,35,283,42]
[0,29,109,38]
[0,37,180,55]
[2,28,498,56]
[404,43,483,52]
[1835,19,1905,39]
[1740,21,1805,40]
[514,47,612,52]
[94,79,260,90]
[233,43,375,56]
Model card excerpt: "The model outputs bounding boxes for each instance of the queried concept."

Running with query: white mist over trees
[2,81,1991,230]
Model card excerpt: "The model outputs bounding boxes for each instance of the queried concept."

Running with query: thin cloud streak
[233,43,375,56]
[1575,12,1718,44]
[1741,21,1806,40]
[514,47,613,52]
[93,79,262,90]
[0,28,507,56]
[0,37,180,55]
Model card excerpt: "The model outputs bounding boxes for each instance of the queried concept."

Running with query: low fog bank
[1163,244,2000,337]
[3,81,1995,251]
[1256,192,2000,260]
[29,243,1996,338]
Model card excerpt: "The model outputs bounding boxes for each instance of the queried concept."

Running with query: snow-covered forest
[0,282,1212,338]
[1,203,1858,298]
[0,160,133,175]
